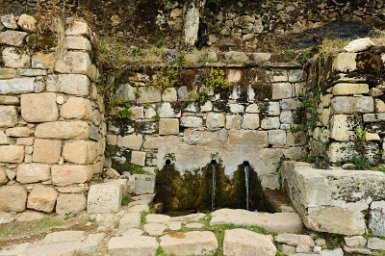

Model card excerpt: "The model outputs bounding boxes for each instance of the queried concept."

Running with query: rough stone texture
[160,231,218,256]
[159,118,179,135]
[108,235,158,256]
[223,228,276,256]
[27,185,58,213]
[369,201,385,237]
[119,212,141,230]
[32,139,62,164]
[35,121,89,140]
[131,151,146,166]
[0,67,16,80]
[62,140,97,164]
[32,52,55,69]
[144,223,167,236]
[138,87,162,103]
[117,134,143,149]
[268,130,287,145]
[51,165,93,186]
[6,127,34,137]
[60,97,93,120]
[0,167,8,185]
[0,78,35,94]
[16,163,50,184]
[281,161,379,235]
[241,114,260,129]
[87,183,122,214]
[0,106,18,127]
[207,113,226,129]
[275,234,315,247]
[0,185,27,212]
[0,30,28,46]
[344,38,374,52]
[47,74,90,96]
[333,53,357,72]
[55,51,96,81]
[330,114,354,141]
[56,194,87,214]
[79,233,105,254]
[211,209,303,234]
[332,83,369,95]
[17,14,37,32]
[2,47,30,68]
[65,36,92,51]
[0,145,24,163]
[368,238,385,250]
[272,83,293,99]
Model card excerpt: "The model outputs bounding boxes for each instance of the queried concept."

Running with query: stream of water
[244,164,250,211]
[211,163,216,211]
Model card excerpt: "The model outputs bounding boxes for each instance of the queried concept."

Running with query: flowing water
[211,162,216,211]
[244,164,250,211]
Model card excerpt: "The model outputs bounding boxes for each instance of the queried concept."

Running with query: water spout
[244,161,250,211]
[211,160,217,211]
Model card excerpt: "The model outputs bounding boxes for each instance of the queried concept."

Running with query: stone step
[107,236,158,256]
[210,208,304,234]
[160,231,218,256]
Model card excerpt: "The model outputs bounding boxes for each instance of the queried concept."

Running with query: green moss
[121,195,131,206]
[352,157,372,170]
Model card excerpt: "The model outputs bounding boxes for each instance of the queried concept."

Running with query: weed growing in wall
[152,66,180,91]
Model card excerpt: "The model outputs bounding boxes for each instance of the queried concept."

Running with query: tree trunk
[183,0,206,47]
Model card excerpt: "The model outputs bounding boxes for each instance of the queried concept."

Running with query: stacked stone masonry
[0,14,105,215]
[106,61,307,191]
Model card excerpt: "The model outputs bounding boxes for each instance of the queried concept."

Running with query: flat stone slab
[144,223,167,236]
[146,214,171,223]
[223,228,276,256]
[87,183,122,214]
[19,242,81,256]
[42,231,86,244]
[160,231,218,256]
[210,209,303,234]
[171,213,206,223]
[108,236,158,256]
[118,212,141,231]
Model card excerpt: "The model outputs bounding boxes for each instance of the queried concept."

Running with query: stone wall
[307,40,385,167]
[106,54,307,192]
[0,14,105,215]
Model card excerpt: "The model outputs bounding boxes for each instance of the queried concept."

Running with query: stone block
[356,96,374,113]
[162,88,177,101]
[2,47,30,68]
[55,51,97,81]
[369,201,385,237]
[280,111,294,124]
[119,212,141,230]
[368,238,385,250]
[226,115,242,129]
[328,142,357,163]
[0,68,16,79]
[32,52,55,69]
[183,130,227,148]
[330,114,354,141]
[0,31,28,46]
[64,36,91,51]
[159,118,179,135]
[131,174,155,194]
[131,106,144,120]
[1,14,17,29]
[16,163,50,184]
[0,131,11,145]
[0,167,8,185]
[180,116,203,128]
[158,102,179,117]
[0,106,18,127]
[344,236,367,248]
[332,83,369,95]
[344,38,374,52]
[333,53,357,72]
[131,151,146,166]
[229,104,245,113]
[331,97,356,114]
[160,231,218,256]
[108,236,158,256]
[0,145,24,163]
[287,132,307,146]
[35,121,90,140]
[21,93,58,122]
[117,134,143,149]
[241,114,260,129]
[33,139,62,164]
[272,83,293,100]
[206,113,225,129]
[56,193,86,214]
[65,21,91,37]
[224,229,276,256]
[63,140,97,164]
[51,165,93,186]
[268,130,287,145]
[0,77,35,94]
[228,130,268,147]
[6,127,34,138]
[245,104,259,113]
[87,183,122,214]
[79,233,105,254]
[27,185,58,213]
[267,102,280,116]
[138,87,162,103]
[60,97,93,120]
[261,117,280,129]
[0,185,27,212]
[17,14,37,32]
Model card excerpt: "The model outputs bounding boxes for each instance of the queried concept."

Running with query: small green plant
[355,129,368,141]
[151,114,160,122]
[289,125,301,133]
[0,226,17,238]
[206,69,230,90]
[121,195,131,206]
[374,166,385,174]
[302,94,321,130]
[301,47,314,65]
[131,47,142,55]
[152,66,179,92]
[305,155,317,164]
[117,107,133,119]
[275,252,289,256]
[352,157,372,170]
[320,38,349,53]
[110,98,125,107]
[131,165,145,174]
[34,218,63,230]
[191,88,210,104]
[100,44,109,54]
